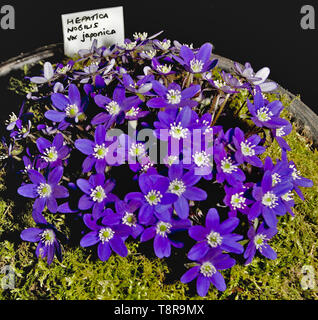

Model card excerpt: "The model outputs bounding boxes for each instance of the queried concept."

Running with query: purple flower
[36,133,70,169]
[223,184,253,217]
[214,143,246,187]
[115,200,144,239]
[187,208,243,260]
[30,62,55,84]
[232,127,265,167]
[20,215,63,265]
[181,249,235,295]
[92,86,141,126]
[244,222,277,265]
[147,81,200,109]
[140,217,191,258]
[45,84,87,130]
[76,174,117,219]
[250,171,293,227]
[173,42,218,74]
[233,62,278,92]
[168,164,207,219]
[151,58,175,75]
[75,125,121,173]
[125,173,178,224]
[122,73,153,95]
[271,122,292,151]
[80,209,131,261]
[247,90,289,129]
[18,166,69,214]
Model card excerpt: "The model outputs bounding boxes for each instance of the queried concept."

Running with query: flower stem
[212,94,230,126]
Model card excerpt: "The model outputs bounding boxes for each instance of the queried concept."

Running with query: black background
[0,0,317,114]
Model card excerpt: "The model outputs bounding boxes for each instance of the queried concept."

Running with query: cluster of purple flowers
[3,32,313,297]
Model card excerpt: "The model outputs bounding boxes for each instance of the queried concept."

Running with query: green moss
[0,67,317,300]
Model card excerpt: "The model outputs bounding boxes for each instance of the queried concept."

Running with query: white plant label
[61,6,125,56]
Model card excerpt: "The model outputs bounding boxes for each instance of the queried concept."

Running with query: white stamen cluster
[156,64,172,74]
[37,183,52,198]
[41,146,58,162]
[122,212,137,227]
[126,107,140,117]
[166,89,182,105]
[206,231,223,248]
[156,221,172,237]
[200,262,217,277]
[90,185,106,203]
[133,32,148,40]
[282,191,294,202]
[190,58,204,73]
[240,141,256,157]
[289,164,301,180]
[256,107,273,122]
[221,157,237,174]
[166,155,178,166]
[106,101,120,115]
[158,40,171,50]
[271,173,281,187]
[276,127,285,137]
[129,143,145,157]
[169,122,189,140]
[193,151,210,168]
[230,192,246,209]
[98,227,115,243]
[65,104,79,118]
[168,179,186,196]
[5,112,18,125]
[145,190,163,206]
[93,144,108,160]
[41,229,55,246]
[142,50,157,59]
[123,41,137,50]
[254,234,267,251]
[262,191,278,208]
[213,79,226,89]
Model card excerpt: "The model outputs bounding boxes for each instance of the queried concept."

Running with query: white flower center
[169,122,189,139]
[240,141,256,157]
[166,155,178,166]
[142,50,157,59]
[193,151,210,168]
[106,101,121,115]
[282,191,294,202]
[168,179,186,196]
[156,64,172,74]
[158,40,171,50]
[42,146,58,162]
[145,190,163,206]
[276,127,285,137]
[256,107,273,122]
[6,112,18,125]
[123,41,137,50]
[230,192,246,209]
[214,79,226,89]
[271,173,281,187]
[221,157,237,174]
[206,231,223,248]
[126,107,140,117]
[166,89,182,105]
[133,32,148,40]
[156,221,172,237]
[262,191,278,208]
[122,212,137,227]
[37,183,52,198]
[90,185,106,203]
[190,58,204,73]
[65,104,79,118]
[93,143,108,160]
[200,262,217,277]
[254,234,267,251]
[41,229,55,246]
[129,143,145,157]
[289,164,301,180]
[99,227,115,243]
